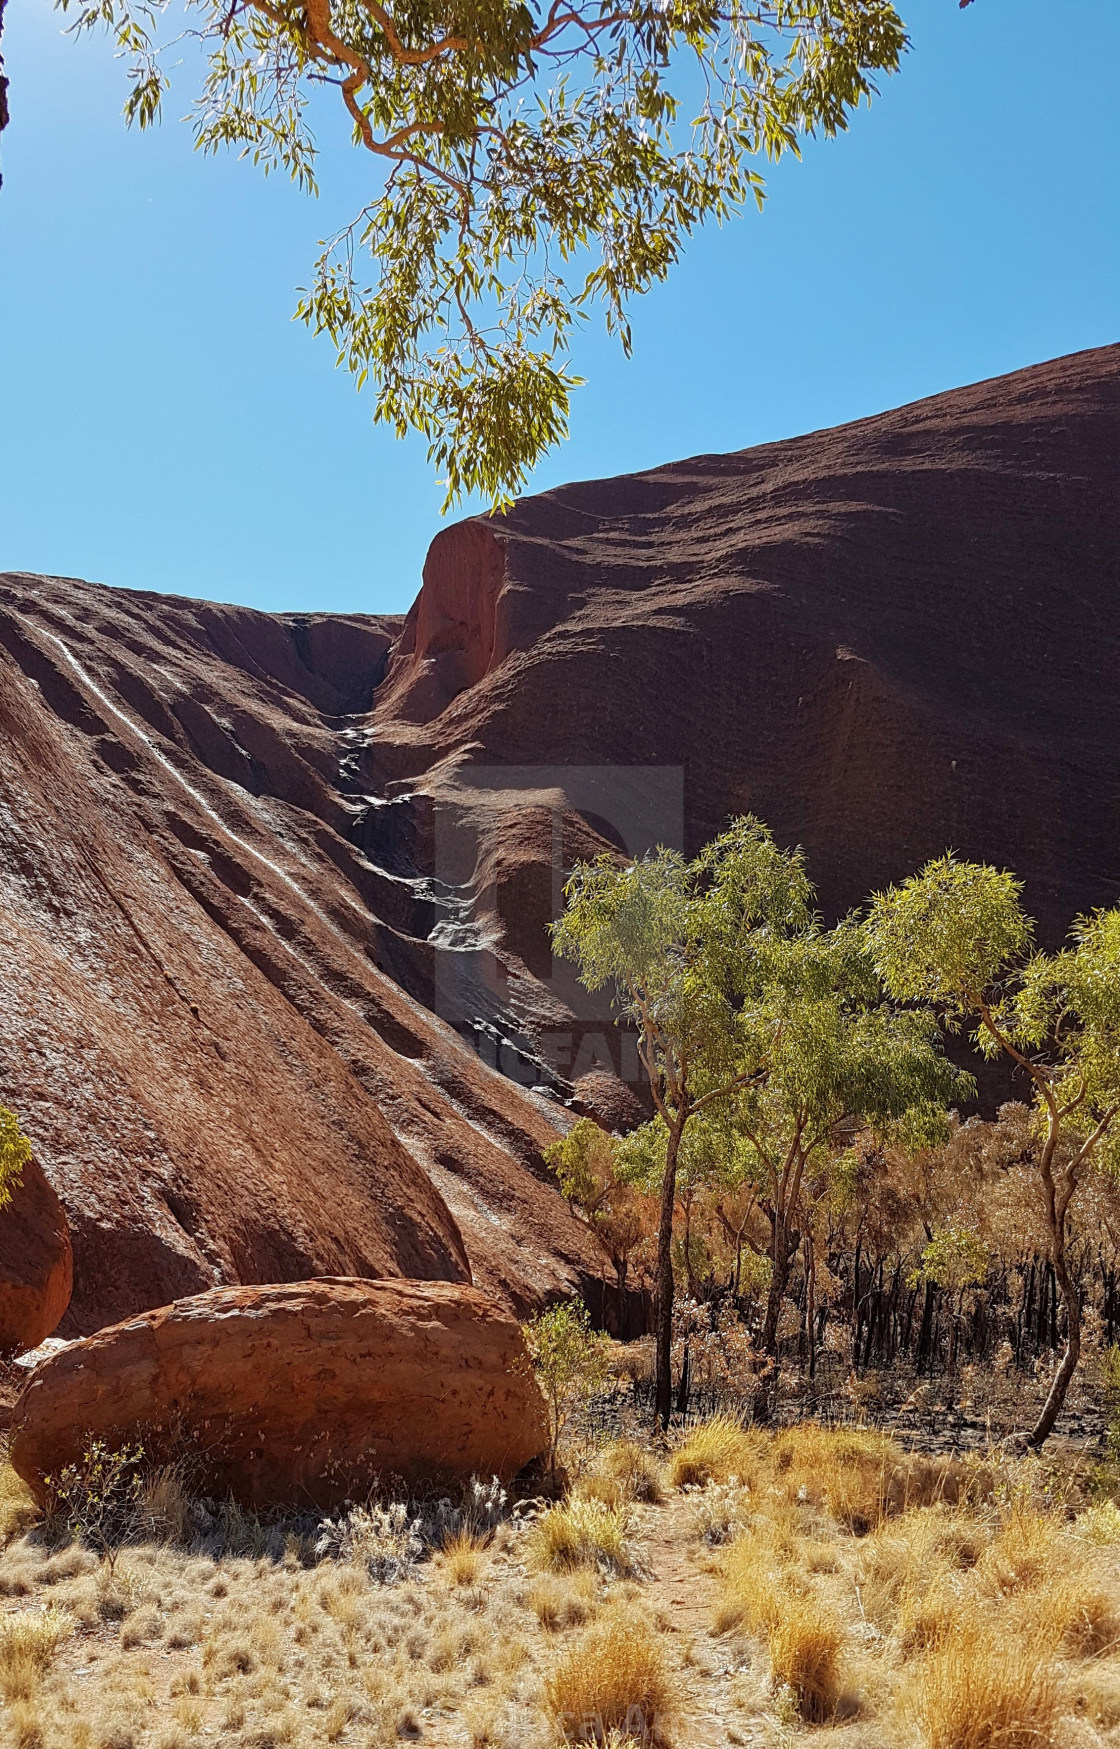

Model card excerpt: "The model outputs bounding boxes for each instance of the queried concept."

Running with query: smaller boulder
[0,1157,72,1355]
[10,1278,548,1509]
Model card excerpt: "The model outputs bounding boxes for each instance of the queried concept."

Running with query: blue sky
[1,0,1118,616]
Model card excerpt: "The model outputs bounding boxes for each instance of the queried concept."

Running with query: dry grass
[0,1466,39,1548]
[666,1415,760,1490]
[716,1529,842,1721]
[528,1571,600,1631]
[1,1426,1119,1748]
[436,1526,490,1588]
[769,1422,958,1533]
[696,1420,1120,1744]
[905,1617,1059,1749]
[528,1498,636,1575]
[766,1594,842,1723]
[595,1441,664,1505]
[0,1606,73,1701]
[544,1607,678,1743]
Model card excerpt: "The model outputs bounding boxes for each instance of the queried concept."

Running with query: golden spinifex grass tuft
[766,1593,842,1724]
[596,1440,664,1505]
[437,1526,491,1588]
[544,1608,679,1744]
[0,1465,40,1548]
[528,1498,636,1575]
[0,1606,74,1702]
[770,1422,958,1533]
[717,1530,842,1721]
[906,1617,1059,1749]
[666,1416,761,1490]
[529,1571,600,1631]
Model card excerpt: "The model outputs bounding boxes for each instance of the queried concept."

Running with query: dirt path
[631,1495,758,1748]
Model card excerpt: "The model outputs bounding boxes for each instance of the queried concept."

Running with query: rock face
[0,590,608,1332]
[0,1157,72,1353]
[1,344,1119,1323]
[367,343,1120,1102]
[9,1279,549,1508]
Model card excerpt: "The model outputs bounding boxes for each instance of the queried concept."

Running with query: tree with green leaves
[54,0,907,504]
[552,818,811,1424]
[544,1117,650,1329]
[552,815,963,1425]
[604,914,966,1388]
[867,854,1120,1446]
[0,1105,30,1212]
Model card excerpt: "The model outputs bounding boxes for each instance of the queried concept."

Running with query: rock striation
[2,344,1119,1326]
[9,1279,549,1508]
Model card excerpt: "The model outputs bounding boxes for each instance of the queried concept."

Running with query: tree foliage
[551,816,963,1423]
[59,0,907,503]
[867,854,1120,1443]
[522,1299,611,1477]
[0,1105,30,1213]
[544,1118,649,1314]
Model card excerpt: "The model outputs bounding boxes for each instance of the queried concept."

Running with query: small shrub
[528,1498,635,1575]
[544,1609,677,1743]
[523,1301,612,1480]
[43,1439,145,1567]
[316,1502,424,1584]
[667,1417,759,1490]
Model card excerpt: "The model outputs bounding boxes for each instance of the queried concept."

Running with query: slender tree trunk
[1029,1236,1081,1447]
[654,1117,684,1430]
[761,1218,795,1354]
[804,1233,817,1385]
[676,1341,691,1415]
[615,1259,628,1341]
[682,1189,698,1300]
[917,1281,935,1373]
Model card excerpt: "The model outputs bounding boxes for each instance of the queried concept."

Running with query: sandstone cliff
[2,344,1118,1327]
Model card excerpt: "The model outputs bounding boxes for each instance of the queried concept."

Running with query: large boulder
[9,1278,548,1508]
[0,1156,72,1355]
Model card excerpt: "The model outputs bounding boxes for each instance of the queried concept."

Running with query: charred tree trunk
[654,1117,684,1430]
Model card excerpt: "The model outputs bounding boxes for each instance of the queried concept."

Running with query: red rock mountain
[1,344,1118,1332]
